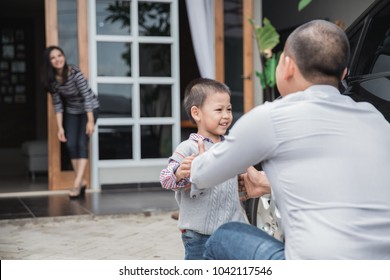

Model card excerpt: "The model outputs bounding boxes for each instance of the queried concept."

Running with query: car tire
[245,195,284,242]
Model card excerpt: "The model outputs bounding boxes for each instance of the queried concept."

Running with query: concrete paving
[0,211,184,260]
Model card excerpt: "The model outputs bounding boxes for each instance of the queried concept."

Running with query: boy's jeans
[203,222,285,260]
[181,229,210,260]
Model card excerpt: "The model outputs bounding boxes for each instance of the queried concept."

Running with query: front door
[45,0,90,190]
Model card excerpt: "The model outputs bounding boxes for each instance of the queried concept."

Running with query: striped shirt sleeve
[160,159,190,190]
[74,71,95,112]
[51,88,64,113]
[50,65,99,114]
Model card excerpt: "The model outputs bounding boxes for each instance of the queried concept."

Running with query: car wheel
[245,194,284,242]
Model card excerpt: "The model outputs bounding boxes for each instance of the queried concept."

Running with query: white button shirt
[191,85,390,259]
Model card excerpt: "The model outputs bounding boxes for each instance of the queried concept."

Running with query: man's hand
[175,154,195,182]
[238,166,271,201]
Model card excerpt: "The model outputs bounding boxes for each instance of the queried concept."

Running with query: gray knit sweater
[171,134,247,235]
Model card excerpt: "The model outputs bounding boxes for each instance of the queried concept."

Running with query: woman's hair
[284,19,350,85]
[41,46,69,92]
[183,78,231,124]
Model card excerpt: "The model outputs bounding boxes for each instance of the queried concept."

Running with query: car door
[342,0,390,122]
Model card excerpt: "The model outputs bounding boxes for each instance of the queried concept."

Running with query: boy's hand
[175,154,195,182]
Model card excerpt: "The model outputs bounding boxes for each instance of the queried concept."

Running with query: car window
[344,1,390,123]
[353,2,390,75]
[349,78,390,122]
[347,21,364,74]
[371,50,390,73]
[360,78,390,102]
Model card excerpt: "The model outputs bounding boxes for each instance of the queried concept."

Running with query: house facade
[0,0,373,193]
[43,0,261,191]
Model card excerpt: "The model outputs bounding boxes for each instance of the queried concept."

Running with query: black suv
[342,0,390,120]
[246,0,390,240]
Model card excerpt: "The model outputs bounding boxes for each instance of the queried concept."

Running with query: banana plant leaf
[298,0,312,11]
[255,52,281,89]
[264,53,279,88]
[251,18,279,55]
[255,70,266,89]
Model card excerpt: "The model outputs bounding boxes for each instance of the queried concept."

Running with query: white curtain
[185,0,215,79]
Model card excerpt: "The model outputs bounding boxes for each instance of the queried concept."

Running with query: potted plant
[251,0,312,102]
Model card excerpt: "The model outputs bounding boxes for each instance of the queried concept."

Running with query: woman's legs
[71,158,88,187]
[64,113,90,197]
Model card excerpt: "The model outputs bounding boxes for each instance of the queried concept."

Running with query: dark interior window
[353,3,390,75]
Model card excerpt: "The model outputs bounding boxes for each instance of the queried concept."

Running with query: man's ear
[283,56,295,80]
[191,106,200,123]
[341,67,348,80]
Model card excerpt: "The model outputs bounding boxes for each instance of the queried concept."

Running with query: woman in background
[41,46,99,198]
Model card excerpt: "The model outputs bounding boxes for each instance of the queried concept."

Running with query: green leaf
[252,18,280,54]
[255,70,266,89]
[298,0,312,11]
[264,56,276,88]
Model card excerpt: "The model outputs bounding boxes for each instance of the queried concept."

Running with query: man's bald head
[284,20,350,85]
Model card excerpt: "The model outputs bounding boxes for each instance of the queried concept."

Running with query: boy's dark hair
[285,19,350,85]
[183,78,231,124]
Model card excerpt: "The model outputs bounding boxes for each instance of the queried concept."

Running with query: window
[90,0,180,184]
[351,2,390,75]
[345,0,390,123]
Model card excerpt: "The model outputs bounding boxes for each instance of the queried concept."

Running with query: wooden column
[45,0,60,190]
[45,0,91,190]
[243,0,254,112]
[214,0,224,82]
[78,0,91,188]
[78,0,89,77]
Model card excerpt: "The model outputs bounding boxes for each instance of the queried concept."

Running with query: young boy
[160,78,247,260]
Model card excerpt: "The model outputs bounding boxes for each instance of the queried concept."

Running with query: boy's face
[195,91,232,142]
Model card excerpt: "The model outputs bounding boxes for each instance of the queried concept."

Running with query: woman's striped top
[50,65,99,114]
